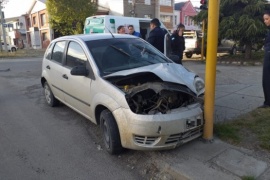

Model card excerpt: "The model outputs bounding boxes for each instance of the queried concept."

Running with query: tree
[193,0,268,61]
[46,0,97,36]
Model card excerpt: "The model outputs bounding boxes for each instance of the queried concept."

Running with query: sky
[2,0,200,19]
[2,0,35,18]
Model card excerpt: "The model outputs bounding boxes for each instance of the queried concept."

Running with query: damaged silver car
[41,34,205,155]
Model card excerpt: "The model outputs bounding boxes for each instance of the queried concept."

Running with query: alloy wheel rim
[45,86,51,103]
[103,120,110,149]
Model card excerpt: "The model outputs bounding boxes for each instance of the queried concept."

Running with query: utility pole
[0,0,8,52]
[203,0,220,141]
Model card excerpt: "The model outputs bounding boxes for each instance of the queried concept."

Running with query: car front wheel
[185,53,193,58]
[100,109,123,155]
[44,82,59,107]
[11,47,16,52]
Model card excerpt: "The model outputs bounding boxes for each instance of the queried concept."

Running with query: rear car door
[61,41,93,119]
[44,41,67,101]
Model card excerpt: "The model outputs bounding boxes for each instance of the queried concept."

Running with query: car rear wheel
[11,47,16,52]
[44,82,59,107]
[185,53,193,58]
[100,109,123,155]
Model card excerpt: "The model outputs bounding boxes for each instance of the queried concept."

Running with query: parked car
[183,30,237,58]
[41,34,205,154]
[1,42,18,52]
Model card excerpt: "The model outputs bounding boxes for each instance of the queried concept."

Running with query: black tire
[100,109,123,155]
[185,53,193,58]
[230,47,236,55]
[11,47,16,52]
[44,82,59,107]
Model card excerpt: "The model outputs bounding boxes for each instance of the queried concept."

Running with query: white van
[84,15,168,40]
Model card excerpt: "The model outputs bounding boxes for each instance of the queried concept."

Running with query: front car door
[61,41,93,119]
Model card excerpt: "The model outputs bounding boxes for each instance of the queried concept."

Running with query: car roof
[53,33,138,43]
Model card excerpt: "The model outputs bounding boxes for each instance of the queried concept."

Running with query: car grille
[134,135,159,145]
[165,126,203,144]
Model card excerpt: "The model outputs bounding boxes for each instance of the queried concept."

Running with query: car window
[86,38,171,76]
[51,41,66,64]
[65,42,87,68]
[45,43,54,59]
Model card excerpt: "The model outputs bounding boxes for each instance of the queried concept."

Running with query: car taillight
[195,41,198,48]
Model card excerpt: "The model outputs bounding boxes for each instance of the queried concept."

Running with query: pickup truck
[183,30,202,58]
[183,30,237,58]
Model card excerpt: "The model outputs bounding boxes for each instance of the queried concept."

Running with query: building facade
[26,0,53,49]
[97,0,175,31]
[1,16,27,49]
[174,1,200,31]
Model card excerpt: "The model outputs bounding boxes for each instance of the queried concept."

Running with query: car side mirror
[70,65,89,76]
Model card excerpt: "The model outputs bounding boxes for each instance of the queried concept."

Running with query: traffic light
[200,0,208,10]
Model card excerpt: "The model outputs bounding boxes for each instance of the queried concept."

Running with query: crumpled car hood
[104,63,199,95]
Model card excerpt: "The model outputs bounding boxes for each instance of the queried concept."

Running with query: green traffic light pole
[203,0,220,141]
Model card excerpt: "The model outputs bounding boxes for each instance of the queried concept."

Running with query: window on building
[160,15,172,23]
[41,14,46,26]
[160,0,172,6]
[144,14,152,19]
[27,18,31,27]
[33,17,36,25]
[184,16,188,26]
[42,32,48,41]
[145,0,151,5]
[174,15,177,26]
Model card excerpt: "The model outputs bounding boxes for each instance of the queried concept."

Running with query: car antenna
[105,26,115,38]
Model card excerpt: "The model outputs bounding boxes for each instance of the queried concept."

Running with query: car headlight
[194,77,205,94]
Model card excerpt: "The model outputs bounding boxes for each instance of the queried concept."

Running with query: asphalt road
[0,58,153,180]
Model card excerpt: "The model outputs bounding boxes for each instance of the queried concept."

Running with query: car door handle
[46,65,50,70]
[62,74,68,79]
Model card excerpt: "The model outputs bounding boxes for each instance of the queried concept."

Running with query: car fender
[91,93,129,138]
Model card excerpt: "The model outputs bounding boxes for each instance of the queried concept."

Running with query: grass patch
[218,51,264,65]
[0,48,45,59]
[214,108,270,151]
[241,176,255,180]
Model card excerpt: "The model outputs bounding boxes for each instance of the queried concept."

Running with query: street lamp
[0,0,8,52]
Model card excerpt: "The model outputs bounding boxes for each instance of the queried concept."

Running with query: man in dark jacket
[171,23,185,64]
[147,18,167,53]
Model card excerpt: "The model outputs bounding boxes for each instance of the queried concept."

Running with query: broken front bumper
[113,103,204,151]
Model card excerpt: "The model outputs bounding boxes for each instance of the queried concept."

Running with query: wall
[180,1,200,31]
[123,0,155,18]
[99,0,124,16]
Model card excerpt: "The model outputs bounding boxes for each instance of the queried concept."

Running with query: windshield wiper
[110,45,130,57]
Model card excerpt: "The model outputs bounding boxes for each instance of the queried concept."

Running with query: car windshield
[86,38,171,76]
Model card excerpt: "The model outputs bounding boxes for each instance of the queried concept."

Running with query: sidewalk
[153,61,269,180]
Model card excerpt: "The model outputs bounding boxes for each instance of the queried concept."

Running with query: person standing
[147,18,167,53]
[261,11,270,108]
[171,23,185,64]
[128,25,141,37]
[117,25,126,34]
